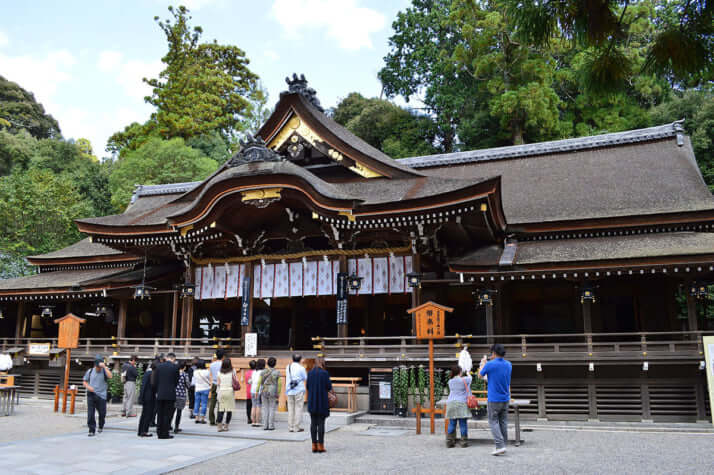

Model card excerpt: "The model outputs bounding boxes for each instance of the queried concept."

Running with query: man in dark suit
[137,362,156,437]
[154,352,179,439]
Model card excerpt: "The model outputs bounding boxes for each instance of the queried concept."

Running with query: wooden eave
[26,254,140,266]
[75,221,173,236]
[449,254,714,275]
[510,208,714,235]
[166,174,362,230]
[257,93,420,179]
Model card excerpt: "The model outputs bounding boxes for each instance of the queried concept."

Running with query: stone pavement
[104,409,341,442]
[0,430,262,475]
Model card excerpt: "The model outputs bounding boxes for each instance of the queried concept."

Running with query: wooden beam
[14,301,25,339]
[117,298,128,340]
[163,294,171,338]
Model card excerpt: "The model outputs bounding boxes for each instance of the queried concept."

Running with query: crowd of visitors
[85,350,333,451]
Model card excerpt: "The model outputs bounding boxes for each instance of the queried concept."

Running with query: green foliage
[0,75,61,139]
[144,6,260,142]
[433,368,445,403]
[393,366,409,408]
[0,169,91,276]
[650,90,714,191]
[0,129,36,174]
[471,375,486,391]
[135,364,145,396]
[379,0,481,152]
[108,371,123,399]
[417,364,428,405]
[504,0,712,90]
[332,93,438,158]
[109,137,219,210]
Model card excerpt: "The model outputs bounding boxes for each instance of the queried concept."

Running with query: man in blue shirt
[478,343,512,456]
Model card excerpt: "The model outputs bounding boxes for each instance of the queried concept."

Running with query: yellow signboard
[704,336,714,426]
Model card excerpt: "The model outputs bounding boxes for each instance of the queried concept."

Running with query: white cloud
[271,0,385,51]
[97,50,123,72]
[160,0,224,11]
[0,49,75,111]
[0,30,8,47]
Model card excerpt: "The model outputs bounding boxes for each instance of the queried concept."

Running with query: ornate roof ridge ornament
[228,134,284,167]
[281,73,324,112]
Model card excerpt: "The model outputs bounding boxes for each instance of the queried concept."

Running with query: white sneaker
[491,448,506,456]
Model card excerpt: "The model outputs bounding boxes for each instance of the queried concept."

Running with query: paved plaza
[1,404,713,474]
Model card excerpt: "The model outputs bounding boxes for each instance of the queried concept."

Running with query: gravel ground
[2,404,713,474]
[170,426,714,475]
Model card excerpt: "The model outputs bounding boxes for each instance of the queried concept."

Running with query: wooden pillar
[14,301,25,340]
[337,256,348,338]
[410,254,421,336]
[686,292,698,332]
[162,294,171,339]
[582,300,593,334]
[170,291,179,340]
[485,303,494,344]
[117,298,128,341]
[181,265,195,340]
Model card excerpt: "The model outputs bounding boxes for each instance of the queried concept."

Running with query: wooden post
[410,254,421,336]
[686,292,698,332]
[485,303,494,345]
[69,387,77,415]
[415,402,421,434]
[62,348,71,413]
[53,385,60,412]
[163,294,171,339]
[117,298,128,342]
[582,299,593,334]
[429,338,435,434]
[14,301,25,340]
[171,291,179,339]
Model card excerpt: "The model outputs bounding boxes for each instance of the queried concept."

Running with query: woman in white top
[192,360,211,423]
[250,358,265,427]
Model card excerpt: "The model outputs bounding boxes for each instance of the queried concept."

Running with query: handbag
[464,377,478,409]
[232,371,241,391]
[327,389,338,408]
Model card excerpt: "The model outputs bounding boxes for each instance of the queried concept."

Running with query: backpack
[260,368,279,398]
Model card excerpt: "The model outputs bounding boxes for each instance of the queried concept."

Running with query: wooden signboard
[54,313,85,349]
[407,301,453,434]
[408,302,452,340]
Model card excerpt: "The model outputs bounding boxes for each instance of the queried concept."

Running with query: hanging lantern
[180,283,196,298]
[476,289,496,307]
[132,283,154,300]
[40,305,54,318]
[348,274,363,292]
[406,272,422,289]
[580,285,596,304]
[0,307,4,319]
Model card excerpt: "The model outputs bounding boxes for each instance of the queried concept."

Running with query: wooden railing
[0,337,240,360]
[313,331,712,363]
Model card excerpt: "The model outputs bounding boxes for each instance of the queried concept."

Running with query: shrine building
[0,74,712,422]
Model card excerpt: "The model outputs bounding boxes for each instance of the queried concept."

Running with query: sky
[0,0,411,157]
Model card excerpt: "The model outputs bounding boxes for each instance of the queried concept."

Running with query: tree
[0,129,36,175]
[0,75,61,139]
[0,169,91,277]
[651,89,714,191]
[505,0,713,90]
[379,0,481,152]
[108,137,219,210]
[144,5,260,141]
[451,0,564,144]
[331,93,438,158]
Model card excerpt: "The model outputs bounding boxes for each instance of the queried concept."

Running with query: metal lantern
[0,307,3,319]
[347,274,363,292]
[406,272,422,289]
[696,283,709,300]
[132,283,154,300]
[180,283,196,298]
[580,286,596,304]
[40,305,54,318]
[476,289,496,307]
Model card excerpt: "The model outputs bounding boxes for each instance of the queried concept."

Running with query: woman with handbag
[215,358,239,432]
[445,365,473,448]
[306,356,333,453]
